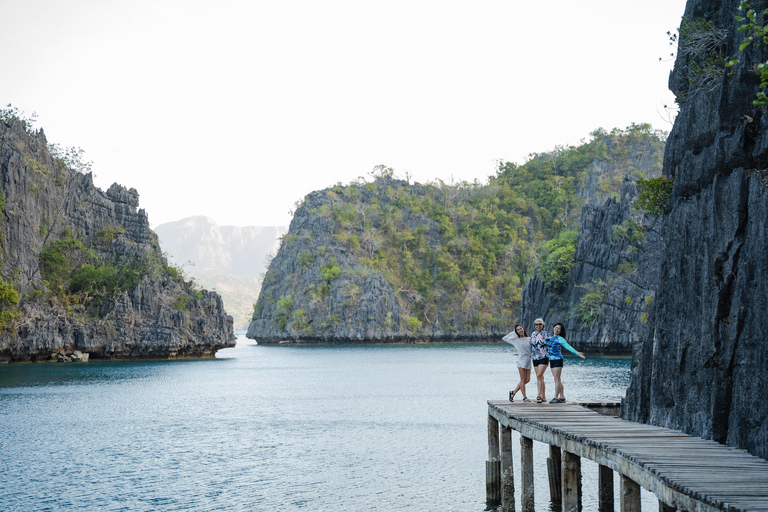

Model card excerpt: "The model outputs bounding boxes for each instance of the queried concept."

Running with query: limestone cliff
[248,178,488,343]
[248,128,664,345]
[518,177,664,354]
[0,116,235,362]
[623,0,768,460]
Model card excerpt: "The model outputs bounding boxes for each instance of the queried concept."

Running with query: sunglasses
[534,323,543,326]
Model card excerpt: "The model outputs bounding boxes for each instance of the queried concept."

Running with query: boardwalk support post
[547,444,562,504]
[562,450,582,512]
[620,475,641,512]
[521,436,534,512]
[598,464,614,512]
[500,425,515,512]
[486,414,501,507]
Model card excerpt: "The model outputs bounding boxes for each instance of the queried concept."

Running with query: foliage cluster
[576,279,613,326]
[0,104,38,135]
[39,234,178,315]
[0,278,20,330]
[736,1,768,106]
[275,295,294,330]
[612,220,645,245]
[670,18,737,101]
[537,230,578,290]
[634,176,673,215]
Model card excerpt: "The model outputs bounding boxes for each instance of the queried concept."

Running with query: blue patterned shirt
[547,335,579,360]
[530,331,550,360]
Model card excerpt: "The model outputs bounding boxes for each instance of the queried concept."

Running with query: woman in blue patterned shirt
[547,323,585,403]
[529,318,550,403]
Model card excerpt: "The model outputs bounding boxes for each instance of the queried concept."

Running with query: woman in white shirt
[503,324,532,402]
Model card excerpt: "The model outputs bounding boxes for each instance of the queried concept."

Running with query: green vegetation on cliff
[253,123,665,339]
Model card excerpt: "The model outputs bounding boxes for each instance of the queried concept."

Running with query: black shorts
[533,358,549,367]
[549,358,564,368]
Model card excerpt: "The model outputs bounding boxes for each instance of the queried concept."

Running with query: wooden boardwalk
[487,399,768,512]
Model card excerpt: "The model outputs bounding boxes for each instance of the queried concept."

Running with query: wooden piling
[659,501,676,512]
[562,450,582,512]
[598,464,614,512]
[486,414,501,506]
[488,414,500,460]
[620,475,641,512]
[521,436,534,512]
[500,425,515,512]
[547,444,562,504]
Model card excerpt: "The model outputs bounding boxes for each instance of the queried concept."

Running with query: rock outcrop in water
[248,129,664,345]
[623,0,768,460]
[0,115,235,362]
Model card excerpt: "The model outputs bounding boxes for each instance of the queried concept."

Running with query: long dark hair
[514,324,527,337]
[553,323,566,338]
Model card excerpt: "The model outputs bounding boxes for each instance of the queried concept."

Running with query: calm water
[0,336,656,511]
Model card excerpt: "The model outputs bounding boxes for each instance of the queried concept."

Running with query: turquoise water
[0,336,652,511]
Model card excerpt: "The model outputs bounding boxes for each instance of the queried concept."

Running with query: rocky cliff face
[247,179,493,343]
[0,117,235,362]
[518,177,664,354]
[623,0,768,459]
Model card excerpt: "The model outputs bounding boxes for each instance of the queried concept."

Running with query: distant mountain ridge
[155,216,287,278]
[155,216,287,330]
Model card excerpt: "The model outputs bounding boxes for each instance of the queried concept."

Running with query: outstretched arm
[558,336,586,359]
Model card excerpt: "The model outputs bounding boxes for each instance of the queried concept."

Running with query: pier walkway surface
[486,399,768,512]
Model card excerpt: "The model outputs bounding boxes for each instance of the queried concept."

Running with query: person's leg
[551,366,563,399]
[522,368,531,399]
[514,367,527,396]
[534,363,547,401]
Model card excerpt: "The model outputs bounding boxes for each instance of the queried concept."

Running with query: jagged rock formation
[623,0,768,460]
[155,216,286,330]
[0,116,235,362]
[518,178,664,354]
[248,178,494,343]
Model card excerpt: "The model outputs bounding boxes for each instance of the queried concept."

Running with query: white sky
[1,0,686,227]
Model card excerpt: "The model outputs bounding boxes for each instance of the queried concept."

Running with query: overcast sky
[1,0,686,227]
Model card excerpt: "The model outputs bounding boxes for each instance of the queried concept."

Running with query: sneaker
[558,398,566,403]
[549,398,559,404]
